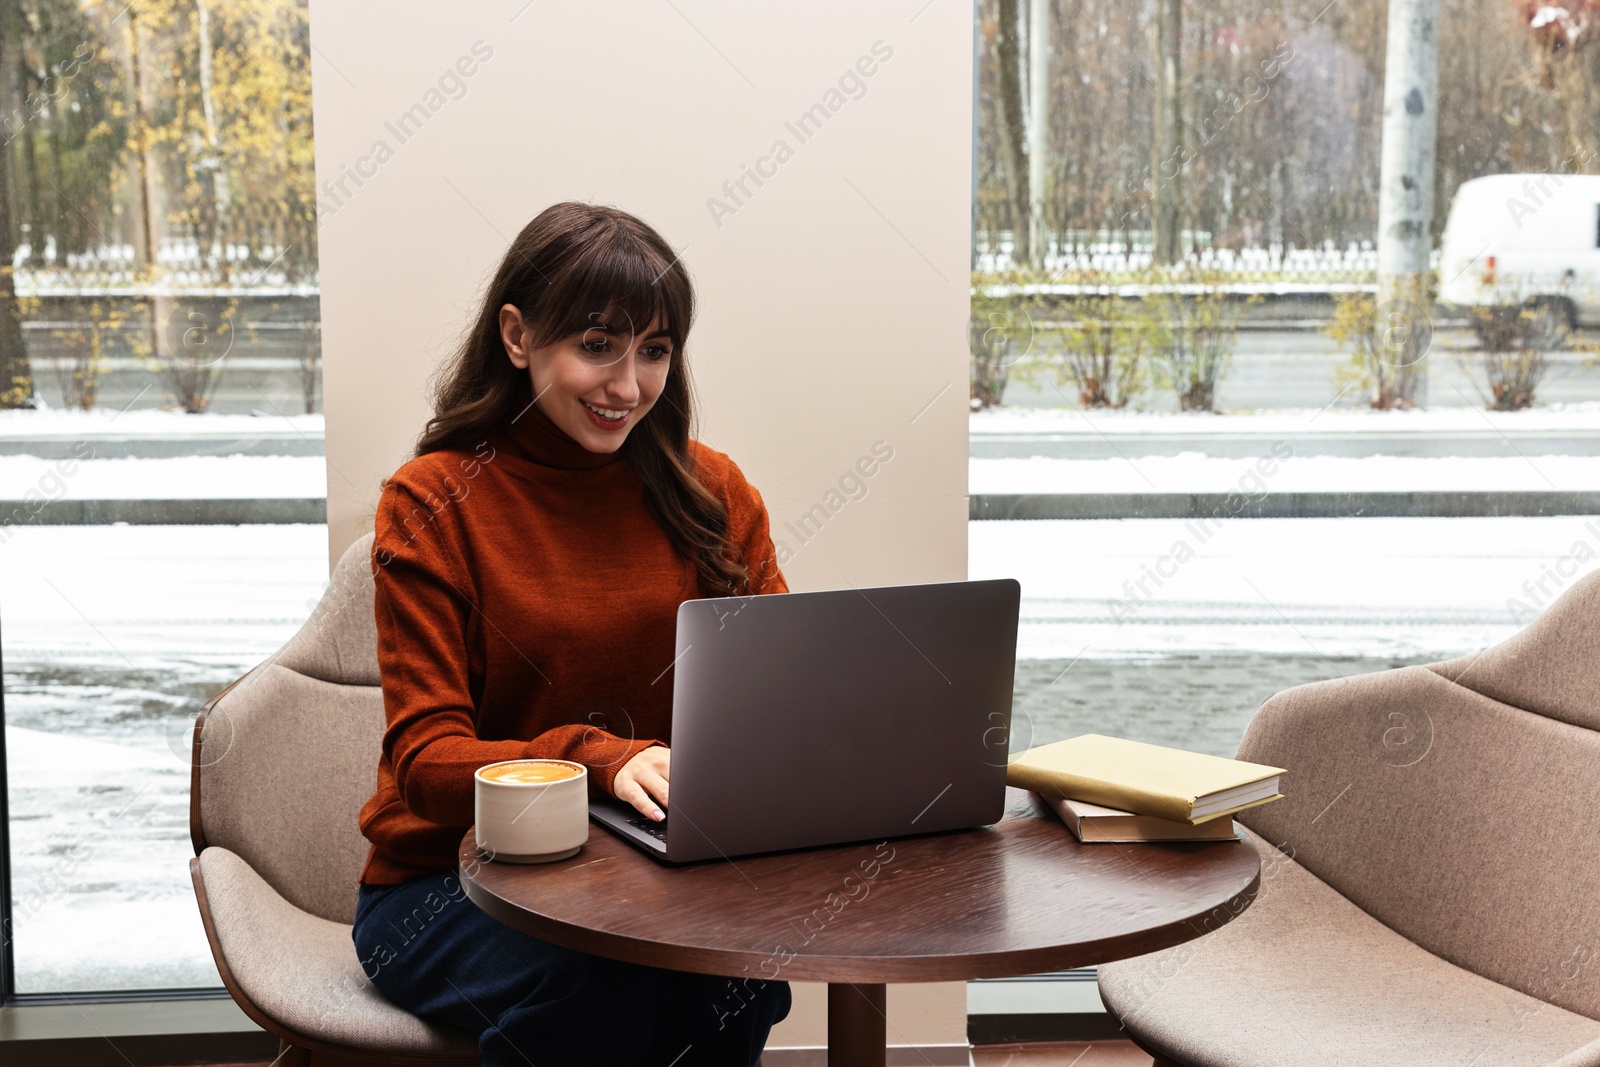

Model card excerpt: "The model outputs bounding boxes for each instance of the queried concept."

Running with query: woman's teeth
[583,401,628,422]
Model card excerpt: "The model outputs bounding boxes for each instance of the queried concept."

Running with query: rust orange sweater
[358,378,787,884]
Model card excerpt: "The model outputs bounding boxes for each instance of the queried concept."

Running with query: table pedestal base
[827,982,887,1067]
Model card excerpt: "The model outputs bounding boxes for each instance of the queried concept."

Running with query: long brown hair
[414,201,746,596]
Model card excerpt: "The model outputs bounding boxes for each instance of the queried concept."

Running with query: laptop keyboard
[625,814,668,843]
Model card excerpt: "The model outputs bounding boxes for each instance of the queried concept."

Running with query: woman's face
[499,304,673,454]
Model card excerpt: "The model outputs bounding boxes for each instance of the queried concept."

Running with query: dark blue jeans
[353,871,790,1066]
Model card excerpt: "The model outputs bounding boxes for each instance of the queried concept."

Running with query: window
[968,0,1600,772]
[0,0,322,997]
[966,3,1600,1019]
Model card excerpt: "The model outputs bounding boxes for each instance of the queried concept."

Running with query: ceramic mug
[474,758,589,863]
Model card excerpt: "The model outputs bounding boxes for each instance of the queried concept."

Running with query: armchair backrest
[1237,568,1600,1021]
[191,533,383,925]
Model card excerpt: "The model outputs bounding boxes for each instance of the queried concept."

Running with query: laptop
[588,577,1021,863]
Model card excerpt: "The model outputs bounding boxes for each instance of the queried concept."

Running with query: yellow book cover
[1006,734,1286,825]
[1044,796,1242,843]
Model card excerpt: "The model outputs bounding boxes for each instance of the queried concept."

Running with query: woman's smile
[580,399,634,429]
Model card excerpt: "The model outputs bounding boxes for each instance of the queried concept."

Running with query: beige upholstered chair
[189,532,480,1065]
[1098,568,1600,1067]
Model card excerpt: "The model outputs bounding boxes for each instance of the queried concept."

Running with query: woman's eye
[581,338,608,354]
[645,345,671,361]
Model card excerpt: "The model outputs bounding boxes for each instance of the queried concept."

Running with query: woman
[351,201,792,1065]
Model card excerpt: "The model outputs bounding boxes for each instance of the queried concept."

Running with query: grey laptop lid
[592,578,1020,863]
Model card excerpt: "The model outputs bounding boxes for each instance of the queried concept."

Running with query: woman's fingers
[642,769,668,811]
[620,774,666,821]
[614,746,672,820]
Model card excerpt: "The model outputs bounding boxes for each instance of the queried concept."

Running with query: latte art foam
[479,761,583,784]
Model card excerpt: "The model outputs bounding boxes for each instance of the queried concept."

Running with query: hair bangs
[529,228,683,352]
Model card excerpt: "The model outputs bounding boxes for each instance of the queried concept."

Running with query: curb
[8,493,1597,526]
[0,435,326,459]
[1,498,326,526]
[970,492,1600,520]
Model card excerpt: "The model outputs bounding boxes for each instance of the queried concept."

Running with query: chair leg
[276,1040,312,1067]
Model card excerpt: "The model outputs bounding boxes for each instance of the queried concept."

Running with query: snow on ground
[970,403,1600,435]
[6,404,1596,991]
[971,515,1600,659]
[7,405,1600,505]
[2,450,1594,500]
[0,408,323,436]
[971,454,1600,493]
[6,513,1600,990]
[3,524,328,992]
[2,523,329,663]
[6,402,1600,439]
[0,454,327,499]
[4,726,207,993]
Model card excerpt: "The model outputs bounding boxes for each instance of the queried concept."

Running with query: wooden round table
[459,786,1260,1067]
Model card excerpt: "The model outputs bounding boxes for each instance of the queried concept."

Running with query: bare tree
[0,0,34,408]
[978,0,1589,268]
[1151,0,1182,264]
[992,0,1030,265]
[1026,0,1051,268]
[1516,0,1600,163]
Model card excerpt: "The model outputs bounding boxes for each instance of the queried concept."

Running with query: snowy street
[970,515,1596,659]
[3,524,327,992]
[2,404,1598,990]
[7,511,1598,989]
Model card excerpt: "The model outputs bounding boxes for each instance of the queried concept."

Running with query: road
[999,327,1600,413]
[971,426,1600,459]
[13,327,1600,462]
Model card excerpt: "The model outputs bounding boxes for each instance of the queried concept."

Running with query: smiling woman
[410,201,748,598]
[353,201,792,1064]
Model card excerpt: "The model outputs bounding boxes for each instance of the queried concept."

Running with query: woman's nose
[605,356,642,404]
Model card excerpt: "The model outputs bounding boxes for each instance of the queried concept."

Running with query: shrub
[1037,272,1155,409]
[969,274,1038,410]
[1323,282,1432,410]
[1146,267,1254,413]
[1468,301,1547,412]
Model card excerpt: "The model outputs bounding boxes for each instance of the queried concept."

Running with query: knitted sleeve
[371,472,660,826]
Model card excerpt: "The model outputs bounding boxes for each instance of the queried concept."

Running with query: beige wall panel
[308,0,973,1047]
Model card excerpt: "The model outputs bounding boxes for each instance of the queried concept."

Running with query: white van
[1438,172,1600,346]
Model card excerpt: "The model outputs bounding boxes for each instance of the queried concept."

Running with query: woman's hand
[613,745,670,821]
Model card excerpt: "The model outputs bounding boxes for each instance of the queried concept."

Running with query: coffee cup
[474,759,589,863]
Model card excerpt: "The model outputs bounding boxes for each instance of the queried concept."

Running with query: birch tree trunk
[1026,0,1050,269]
[1374,0,1441,407]
[1151,0,1182,266]
[993,0,1030,267]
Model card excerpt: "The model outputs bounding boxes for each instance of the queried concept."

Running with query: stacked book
[1005,734,1286,844]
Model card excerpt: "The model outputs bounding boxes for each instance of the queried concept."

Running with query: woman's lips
[581,399,633,431]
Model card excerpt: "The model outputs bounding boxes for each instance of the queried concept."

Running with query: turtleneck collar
[497,375,624,472]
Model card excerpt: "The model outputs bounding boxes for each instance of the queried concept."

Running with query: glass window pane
[968,0,1600,753]
[967,0,1600,1002]
[3,524,326,992]
[0,0,318,994]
